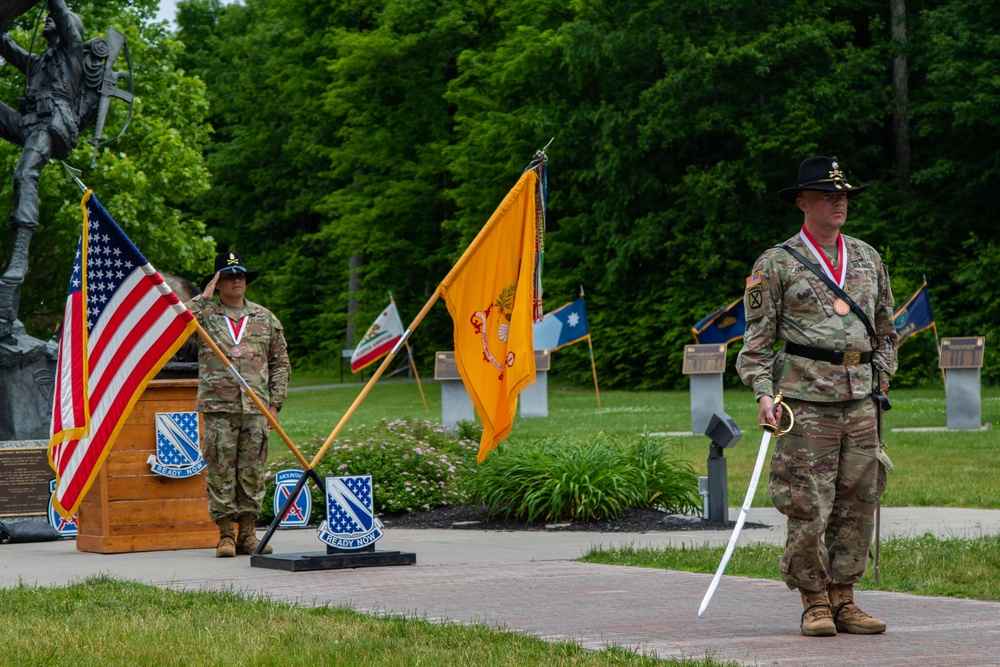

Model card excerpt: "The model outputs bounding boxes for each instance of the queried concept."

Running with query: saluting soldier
[736,156,897,637]
[188,252,290,558]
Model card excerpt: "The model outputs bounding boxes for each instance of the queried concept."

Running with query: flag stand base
[251,544,416,571]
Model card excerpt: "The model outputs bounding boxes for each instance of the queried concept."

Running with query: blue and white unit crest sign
[317,475,384,549]
[147,412,206,478]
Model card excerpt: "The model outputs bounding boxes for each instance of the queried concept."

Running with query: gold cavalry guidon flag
[439,167,545,462]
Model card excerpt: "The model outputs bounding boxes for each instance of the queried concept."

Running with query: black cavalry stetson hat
[200,251,259,290]
[778,156,869,203]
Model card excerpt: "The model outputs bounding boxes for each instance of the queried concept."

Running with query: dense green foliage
[168,0,1000,388]
[262,418,477,522]
[0,1,214,334]
[8,1,999,390]
[467,433,701,522]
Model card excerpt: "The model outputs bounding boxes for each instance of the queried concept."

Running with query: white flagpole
[390,291,429,413]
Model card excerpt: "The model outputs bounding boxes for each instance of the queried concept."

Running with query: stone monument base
[0,439,51,521]
[0,320,57,442]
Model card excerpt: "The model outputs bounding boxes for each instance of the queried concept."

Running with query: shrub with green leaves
[467,433,701,523]
[262,419,477,524]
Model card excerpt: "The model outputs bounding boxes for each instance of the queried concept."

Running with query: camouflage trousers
[768,396,882,591]
[202,412,269,523]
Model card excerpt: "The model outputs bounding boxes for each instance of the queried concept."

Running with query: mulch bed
[378,504,769,533]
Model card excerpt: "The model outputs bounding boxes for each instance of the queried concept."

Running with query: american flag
[48,191,197,518]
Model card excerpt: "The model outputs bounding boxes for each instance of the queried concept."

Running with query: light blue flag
[534,297,590,351]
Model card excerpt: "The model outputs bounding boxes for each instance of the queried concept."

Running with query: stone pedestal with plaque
[76,379,218,553]
[0,439,52,522]
[940,337,986,430]
[435,351,475,432]
[683,344,727,435]
[519,350,550,418]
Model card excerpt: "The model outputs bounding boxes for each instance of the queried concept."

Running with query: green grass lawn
[276,380,1000,509]
[581,533,1000,602]
[0,577,737,667]
[4,379,995,666]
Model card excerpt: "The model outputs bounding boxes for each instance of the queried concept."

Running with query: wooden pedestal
[76,379,218,553]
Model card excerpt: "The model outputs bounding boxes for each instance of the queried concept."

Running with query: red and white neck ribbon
[799,227,846,288]
[226,315,248,346]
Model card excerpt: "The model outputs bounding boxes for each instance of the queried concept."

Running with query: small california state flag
[350,303,405,372]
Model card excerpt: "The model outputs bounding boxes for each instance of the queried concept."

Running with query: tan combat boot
[215,518,236,558]
[236,514,272,555]
[829,584,886,634]
[799,588,837,637]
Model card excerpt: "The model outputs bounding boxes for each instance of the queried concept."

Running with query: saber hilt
[760,392,794,436]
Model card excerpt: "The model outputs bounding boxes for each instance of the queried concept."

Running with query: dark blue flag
[533,297,590,350]
[894,283,935,346]
[692,298,745,345]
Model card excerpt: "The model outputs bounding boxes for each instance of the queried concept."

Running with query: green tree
[0,0,214,338]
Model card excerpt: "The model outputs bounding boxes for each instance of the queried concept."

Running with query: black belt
[784,342,873,365]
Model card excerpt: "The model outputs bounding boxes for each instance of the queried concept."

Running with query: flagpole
[579,286,600,410]
[390,291,428,413]
[921,276,945,390]
[309,290,442,468]
[257,159,546,554]
[193,322,312,472]
[587,334,601,410]
[308,165,543,469]
[932,321,945,390]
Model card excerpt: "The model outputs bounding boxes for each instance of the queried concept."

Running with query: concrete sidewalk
[2,507,1000,666]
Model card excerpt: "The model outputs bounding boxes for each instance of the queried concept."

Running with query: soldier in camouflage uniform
[736,156,897,637]
[187,252,290,558]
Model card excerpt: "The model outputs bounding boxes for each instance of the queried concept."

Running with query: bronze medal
[833,298,851,316]
[231,345,244,358]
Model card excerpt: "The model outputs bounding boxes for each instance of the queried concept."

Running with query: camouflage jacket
[736,232,897,403]
[186,295,290,413]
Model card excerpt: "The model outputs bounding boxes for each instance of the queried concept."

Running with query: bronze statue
[0,0,84,289]
[0,0,132,440]
[0,0,132,340]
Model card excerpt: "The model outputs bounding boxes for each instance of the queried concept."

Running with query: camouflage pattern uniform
[736,231,897,592]
[186,294,290,523]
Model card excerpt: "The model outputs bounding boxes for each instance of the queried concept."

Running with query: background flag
[692,298,745,345]
[350,302,405,372]
[533,297,589,350]
[439,167,543,462]
[48,191,197,518]
[894,282,935,346]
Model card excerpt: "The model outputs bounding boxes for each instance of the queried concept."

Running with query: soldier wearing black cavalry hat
[187,251,290,558]
[737,156,897,637]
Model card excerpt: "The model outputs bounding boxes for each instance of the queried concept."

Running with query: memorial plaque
[534,349,551,372]
[434,351,461,380]
[0,446,51,516]
[939,337,985,369]
[682,344,727,375]
[435,350,549,379]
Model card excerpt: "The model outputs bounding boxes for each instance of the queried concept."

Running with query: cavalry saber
[698,394,793,617]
